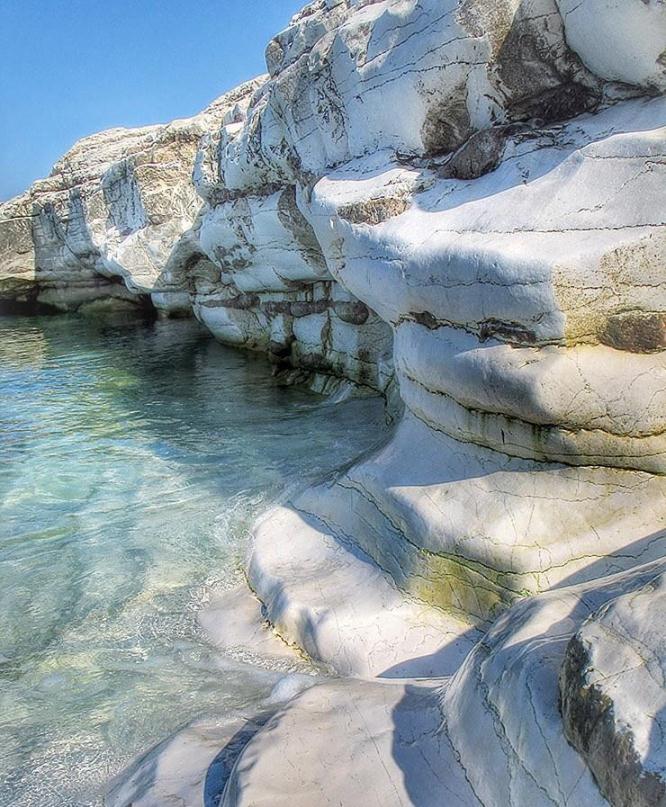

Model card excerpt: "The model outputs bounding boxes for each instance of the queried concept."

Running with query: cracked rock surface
[0,81,263,317]
[220,561,665,807]
[2,0,665,805]
[560,571,666,807]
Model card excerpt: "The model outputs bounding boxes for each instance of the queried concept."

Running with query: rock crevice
[2,2,665,805]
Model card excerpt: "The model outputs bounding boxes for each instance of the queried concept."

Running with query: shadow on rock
[390,683,475,807]
[379,624,482,679]
[204,707,277,807]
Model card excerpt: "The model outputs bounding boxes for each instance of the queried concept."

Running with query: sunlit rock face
[0,75,394,393]
[220,2,665,805]
[0,80,263,316]
[183,144,394,392]
[241,0,666,658]
[2,1,665,804]
[5,1,663,396]
[560,571,666,807]
[232,0,603,181]
[220,560,665,807]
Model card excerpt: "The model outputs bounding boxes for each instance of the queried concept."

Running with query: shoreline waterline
[0,313,387,806]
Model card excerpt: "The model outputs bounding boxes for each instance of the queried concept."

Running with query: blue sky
[0,0,305,200]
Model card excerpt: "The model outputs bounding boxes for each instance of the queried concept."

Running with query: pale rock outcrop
[0,69,394,392]
[186,185,393,392]
[106,675,319,807]
[305,96,666,472]
[220,561,666,807]
[242,1,666,676]
[556,0,666,91]
[249,496,482,677]
[229,0,603,182]
[251,414,666,656]
[222,678,459,807]
[2,0,665,805]
[560,572,666,806]
[217,2,665,805]
[0,79,263,316]
[111,561,666,806]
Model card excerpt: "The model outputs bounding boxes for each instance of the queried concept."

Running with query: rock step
[249,499,481,678]
[295,415,666,621]
[221,678,477,807]
[228,560,666,807]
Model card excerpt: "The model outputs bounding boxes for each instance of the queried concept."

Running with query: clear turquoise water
[0,314,386,806]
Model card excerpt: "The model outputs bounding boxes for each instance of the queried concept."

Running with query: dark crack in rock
[560,573,666,807]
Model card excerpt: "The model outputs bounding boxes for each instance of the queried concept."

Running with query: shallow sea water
[0,314,387,806]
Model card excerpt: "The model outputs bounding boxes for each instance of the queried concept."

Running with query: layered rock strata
[2,0,665,805]
[0,80,262,316]
[236,0,666,671]
[219,2,666,805]
[222,560,666,807]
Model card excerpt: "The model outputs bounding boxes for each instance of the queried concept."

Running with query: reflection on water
[0,314,387,806]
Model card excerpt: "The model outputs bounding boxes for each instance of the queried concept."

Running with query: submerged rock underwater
[1,0,665,805]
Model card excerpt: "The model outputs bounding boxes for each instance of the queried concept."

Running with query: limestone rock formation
[221,560,666,807]
[2,0,665,805]
[236,0,665,682]
[560,572,666,807]
[218,2,665,804]
[0,80,262,316]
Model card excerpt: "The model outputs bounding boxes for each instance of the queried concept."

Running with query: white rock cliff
[2,0,665,805]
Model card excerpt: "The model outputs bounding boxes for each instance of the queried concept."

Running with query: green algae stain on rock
[406,549,527,623]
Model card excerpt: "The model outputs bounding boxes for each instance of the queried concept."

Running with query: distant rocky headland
[1,1,665,805]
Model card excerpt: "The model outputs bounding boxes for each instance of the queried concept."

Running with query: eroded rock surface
[0,81,263,316]
[2,1,665,806]
[228,3,664,806]
[220,561,666,807]
[560,572,666,807]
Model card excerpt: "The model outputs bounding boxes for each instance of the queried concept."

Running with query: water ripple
[0,314,387,806]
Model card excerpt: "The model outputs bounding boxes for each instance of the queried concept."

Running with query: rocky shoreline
[2,1,665,804]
